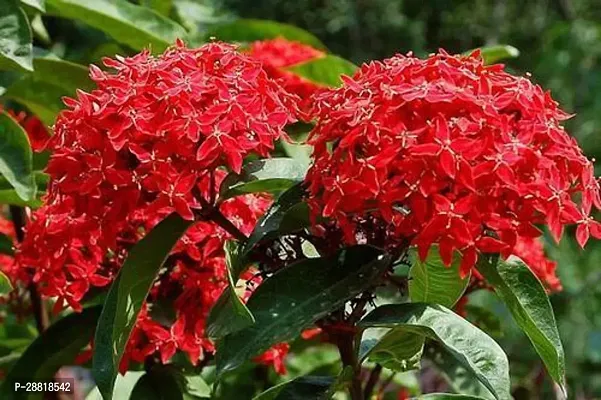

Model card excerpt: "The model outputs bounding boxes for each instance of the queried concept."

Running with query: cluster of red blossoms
[247,38,324,112]
[305,49,601,276]
[15,42,298,371]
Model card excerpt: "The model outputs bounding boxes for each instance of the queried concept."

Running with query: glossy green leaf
[361,328,424,372]
[359,303,510,400]
[184,375,211,398]
[216,245,391,375]
[130,366,183,400]
[93,214,192,400]
[206,19,326,49]
[219,158,308,201]
[253,376,335,400]
[0,0,33,72]
[287,55,358,88]
[0,233,14,256]
[477,257,565,392]
[46,0,186,52]
[3,80,65,126]
[408,246,470,308]
[474,45,519,65]
[0,271,12,294]
[425,343,494,399]
[20,0,45,12]
[206,240,255,339]
[2,56,91,126]
[0,306,102,400]
[243,183,309,255]
[0,112,36,201]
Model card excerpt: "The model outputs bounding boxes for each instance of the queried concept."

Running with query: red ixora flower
[15,41,298,372]
[305,49,601,277]
[247,37,325,112]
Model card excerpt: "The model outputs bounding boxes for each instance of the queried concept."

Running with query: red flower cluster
[15,42,297,371]
[305,50,601,276]
[247,38,324,111]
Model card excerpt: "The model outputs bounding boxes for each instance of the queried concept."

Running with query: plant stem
[363,364,382,399]
[336,331,363,400]
[194,190,248,242]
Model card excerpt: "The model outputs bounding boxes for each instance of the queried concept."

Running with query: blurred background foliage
[3,0,601,398]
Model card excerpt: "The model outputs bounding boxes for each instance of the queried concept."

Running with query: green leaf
[20,0,45,13]
[425,343,494,400]
[286,55,358,88]
[0,233,14,256]
[253,375,335,400]
[243,183,310,255]
[206,240,255,339]
[477,257,566,392]
[219,158,308,202]
[46,0,186,52]
[0,188,42,208]
[130,366,183,400]
[184,375,211,399]
[474,45,519,65]
[0,306,102,400]
[361,328,424,372]
[0,271,13,294]
[206,19,326,50]
[0,111,36,201]
[92,213,192,400]
[216,245,391,375]
[3,56,91,126]
[3,80,64,126]
[408,246,471,308]
[0,0,33,72]
[359,303,510,400]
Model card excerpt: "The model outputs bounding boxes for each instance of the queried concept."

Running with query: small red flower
[254,342,290,375]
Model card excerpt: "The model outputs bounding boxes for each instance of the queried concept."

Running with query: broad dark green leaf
[243,183,309,255]
[286,55,358,88]
[0,111,36,201]
[359,303,510,400]
[219,158,308,202]
[4,57,92,126]
[216,245,391,375]
[3,80,65,126]
[0,306,102,400]
[0,171,48,191]
[425,343,494,399]
[0,0,33,72]
[473,45,519,65]
[206,240,255,339]
[408,246,470,308]
[361,328,424,372]
[130,366,183,400]
[253,376,334,400]
[93,214,192,400]
[0,233,14,256]
[46,0,186,52]
[206,19,326,49]
[477,257,565,392]
[0,271,12,294]
[20,0,45,12]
